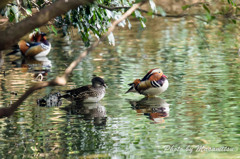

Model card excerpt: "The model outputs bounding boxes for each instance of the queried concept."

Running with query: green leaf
[46,26,51,32]
[134,10,143,18]
[108,32,115,46]
[206,12,212,22]
[135,0,143,3]
[157,6,166,17]
[105,9,113,18]
[140,20,146,28]
[96,10,103,20]
[203,4,210,14]
[26,8,32,15]
[231,19,236,24]
[147,11,153,16]
[34,28,40,32]
[51,25,58,35]
[127,18,131,29]
[205,12,215,23]
[92,11,96,21]
[182,5,190,11]
[149,0,156,13]
[227,0,236,6]
[9,6,19,22]
[8,9,15,22]
[80,31,90,46]
[141,17,147,23]
[8,14,14,22]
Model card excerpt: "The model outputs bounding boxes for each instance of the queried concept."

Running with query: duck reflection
[12,57,52,81]
[62,102,107,127]
[130,97,170,124]
[37,92,62,107]
[37,93,107,127]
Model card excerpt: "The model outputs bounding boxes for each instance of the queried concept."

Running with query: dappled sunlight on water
[0,17,240,158]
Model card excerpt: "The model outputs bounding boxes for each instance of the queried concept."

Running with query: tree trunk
[0,0,12,10]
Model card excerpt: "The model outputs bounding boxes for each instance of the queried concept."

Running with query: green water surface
[0,17,239,158]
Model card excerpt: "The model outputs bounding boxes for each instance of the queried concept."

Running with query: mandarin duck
[61,77,107,103]
[126,68,168,97]
[7,32,51,57]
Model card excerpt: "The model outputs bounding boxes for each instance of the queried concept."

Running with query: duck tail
[6,44,21,56]
[126,79,141,94]
[6,50,20,56]
[59,93,69,99]
[125,84,135,94]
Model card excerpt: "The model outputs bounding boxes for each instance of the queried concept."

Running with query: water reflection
[62,102,107,127]
[37,91,107,127]
[12,57,52,81]
[130,97,170,124]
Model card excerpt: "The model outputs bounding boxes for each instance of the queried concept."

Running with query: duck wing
[7,40,30,56]
[136,77,166,94]
[61,85,92,101]
[25,42,49,57]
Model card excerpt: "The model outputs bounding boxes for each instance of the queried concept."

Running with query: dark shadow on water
[62,102,107,127]
[129,97,170,124]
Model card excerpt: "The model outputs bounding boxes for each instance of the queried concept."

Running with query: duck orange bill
[162,74,167,78]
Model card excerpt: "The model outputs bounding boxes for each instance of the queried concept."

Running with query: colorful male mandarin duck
[61,77,107,103]
[126,68,168,97]
[7,32,51,57]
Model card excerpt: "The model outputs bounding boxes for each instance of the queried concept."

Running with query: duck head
[143,68,167,81]
[92,77,107,88]
[30,32,49,44]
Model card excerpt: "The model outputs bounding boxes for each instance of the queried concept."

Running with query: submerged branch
[0,1,147,118]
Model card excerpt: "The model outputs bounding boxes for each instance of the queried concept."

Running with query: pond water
[0,17,239,158]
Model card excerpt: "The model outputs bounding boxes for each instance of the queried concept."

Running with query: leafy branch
[98,2,240,20]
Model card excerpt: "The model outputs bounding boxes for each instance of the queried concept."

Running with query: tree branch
[98,4,200,18]
[98,2,240,20]
[0,0,147,118]
[0,0,11,10]
[0,0,95,51]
